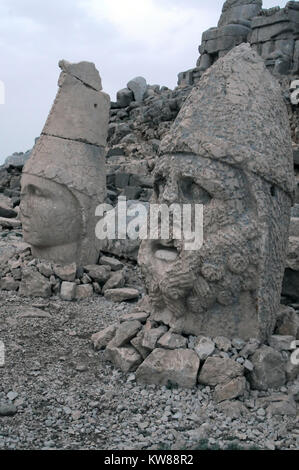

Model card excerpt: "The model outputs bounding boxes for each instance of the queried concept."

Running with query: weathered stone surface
[127,76,147,102]
[218,0,262,28]
[275,306,299,338]
[20,60,108,267]
[142,324,168,351]
[60,281,76,301]
[107,321,142,348]
[0,277,19,291]
[266,395,297,417]
[198,357,244,386]
[84,265,111,283]
[140,44,294,342]
[286,236,299,271]
[19,267,51,298]
[54,263,77,282]
[214,336,232,352]
[75,284,93,300]
[0,217,21,229]
[102,271,125,292]
[0,199,17,218]
[194,337,215,361]
[37,262,53,278]
[106,345,142,373]
[117,88,134,108]
[248,345,286,391]
[91,324,117,350]
[120,311,149,323]
[269,335,295,351]
[157,332,188,350]
[136,348,200,388]
[214,376,247,403]
[99,256,123,271]
[104,288,139,302]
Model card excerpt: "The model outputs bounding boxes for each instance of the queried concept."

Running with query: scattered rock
[104,288,139,302]
[99,256,123,271]
[75,284,93,300]
[91,325,117,350]
[108,321,142,348]
[19,267,51,298]
[214,376,247,403]
[106,345,142,373]
[198,357,244,386]
[60,282,76,301]
[53,263,77,282]
[157,331,188,350]
[194,337,215,360]
[248,345,286,391]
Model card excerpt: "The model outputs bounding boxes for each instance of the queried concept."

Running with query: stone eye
[180,177,211,204]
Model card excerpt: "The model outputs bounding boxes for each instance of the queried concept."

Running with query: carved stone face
[138,153,262,339]
[20,174,82,249]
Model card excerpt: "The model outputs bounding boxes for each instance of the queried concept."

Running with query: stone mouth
[152,240,179,262]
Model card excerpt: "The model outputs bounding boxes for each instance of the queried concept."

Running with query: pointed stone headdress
[160,43,295,199]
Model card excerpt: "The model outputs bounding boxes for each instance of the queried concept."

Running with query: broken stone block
[130,331,150,359]
[194,337,215,361]
[198,357,244,386]
[142,324,168,351]
[214,376,247,403]
[266,395,297,417]
[116,88,134,108]
[106,345,142,373]
[214,336,231,352]
[19,267,51,298]
[60,281,76,301]
[104,288,139,302]
[37,262,53,278]
[102,271,125,292]
[120,311,149,323]
[136,348,200,388]
[108,321,142,348]
[0,276,19,291]
[91,324,117,350]
[75,284,93,300]
[275,306,299,338]
[157,331,188,350]
[248,345,286,391]
[99,256,123,271]
[53,263,77,282]
[285,361,299,382]
[127,76,147,102]
[269,335,295,351]
[84,265,111,283]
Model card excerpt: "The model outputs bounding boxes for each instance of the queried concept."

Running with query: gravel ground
[0,288,298,450]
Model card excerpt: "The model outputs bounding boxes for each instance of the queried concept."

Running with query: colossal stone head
[138,44,295,342]
[20,60,110,266]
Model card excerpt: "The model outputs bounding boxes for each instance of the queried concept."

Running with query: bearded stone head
[138,44,294,342]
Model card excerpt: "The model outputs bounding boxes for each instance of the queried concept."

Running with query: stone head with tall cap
[138,43,295,342]
[20,60,110,266]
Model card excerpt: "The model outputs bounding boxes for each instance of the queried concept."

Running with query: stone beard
[138,153,292,342]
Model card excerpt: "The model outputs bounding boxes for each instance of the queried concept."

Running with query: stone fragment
[54,263,77,282]
[285,361,299,382]
[84,265,111,283]
[217,400,248,419]
[75,284,93,300]
[275,306,299,338]
[19,267,51,298]
[0,200,17,218]
[269,335,295,351]
[239,338,260,358]
[214,336,231,352]
[266,395,297,417]
[99,256,123,271]
[102,271,125,292]
[194,337,215,360]
[0,403,17,416]
[18,307,51,319]
[91,324,117,350]
[214,376,247,403]
[108,321,142,348]
[157,332,188,350]
[37,262,53,278]
[198,357,244,386]
[130,331,150,360]
[0,277,19,291]
[60,281,76,301]
[104,288,139,302]
[0,217,21,229]
[120,311,149,323]
[142,324,168,351]
[59,59,103,91]
[117,88,134,107]
[248,345,286,391]
[127,76,147,102]
[136,348,200,388]
[106,345,142,373]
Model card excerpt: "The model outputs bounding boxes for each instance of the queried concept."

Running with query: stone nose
[162,180,178,204]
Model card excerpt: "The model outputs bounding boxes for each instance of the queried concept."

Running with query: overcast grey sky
[0,0,286,162]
